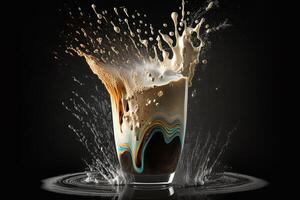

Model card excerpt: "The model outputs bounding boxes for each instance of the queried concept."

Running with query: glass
[110,78,188,184]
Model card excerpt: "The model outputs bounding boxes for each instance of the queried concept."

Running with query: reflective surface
[42,172,267,199]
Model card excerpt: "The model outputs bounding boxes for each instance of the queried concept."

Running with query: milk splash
[63,75,234,186]
[60,0,230,186]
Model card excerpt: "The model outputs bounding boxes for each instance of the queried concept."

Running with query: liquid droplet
[157,90,163,97]
[191,89,197,97]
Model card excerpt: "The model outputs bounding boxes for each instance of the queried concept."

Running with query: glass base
[124,172,175,185]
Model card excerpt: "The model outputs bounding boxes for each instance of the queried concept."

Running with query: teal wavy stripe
[118,120,182,173]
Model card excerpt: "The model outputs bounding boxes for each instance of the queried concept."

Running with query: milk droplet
[169,31,174,36]
[163,23,168,27]
[136,122,140,128]
[113,7,119,16]
[202,59,208,64]
[137,29,141,33]
[114,26,120,33]
[206,2,214,11]
[191,89,197,97]
[157,90,163,97]
[123,8,129,17]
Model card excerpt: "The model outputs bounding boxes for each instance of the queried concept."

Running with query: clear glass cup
[110,78,188,184]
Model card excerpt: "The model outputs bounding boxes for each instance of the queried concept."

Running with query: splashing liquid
[61,0,230,185]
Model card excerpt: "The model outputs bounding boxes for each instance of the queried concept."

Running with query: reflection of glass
[110,79,188,184]
[118,185,176,200]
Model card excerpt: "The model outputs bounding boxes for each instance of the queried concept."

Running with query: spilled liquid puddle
[42,172,267,197]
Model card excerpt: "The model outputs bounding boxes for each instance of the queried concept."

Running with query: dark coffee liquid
[120,131,181,175]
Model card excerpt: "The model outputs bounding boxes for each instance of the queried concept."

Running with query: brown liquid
[120,133,181,175]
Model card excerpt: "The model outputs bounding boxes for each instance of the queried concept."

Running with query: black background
[17,0,284,199]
